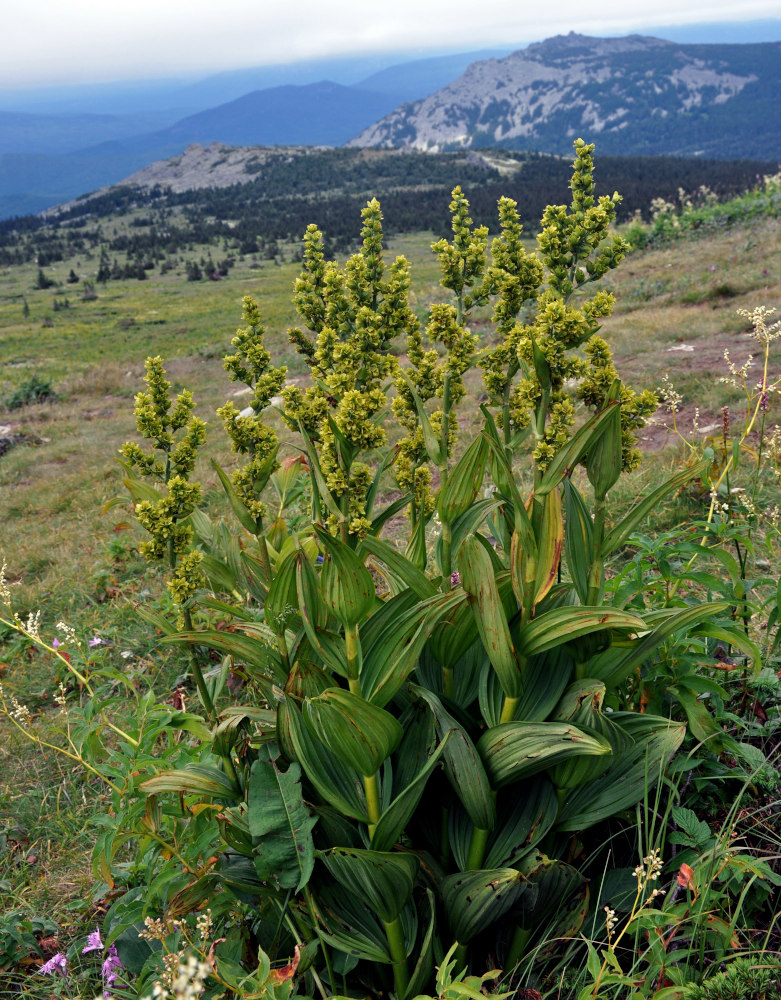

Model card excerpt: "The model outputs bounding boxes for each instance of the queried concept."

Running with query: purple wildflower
[88,636,103,648]
[39,953,67,976]
[52,637,61,648]
[102,944,123,994]
[760,390,770,412]
[450,570,461,587]
[82,927,103,953]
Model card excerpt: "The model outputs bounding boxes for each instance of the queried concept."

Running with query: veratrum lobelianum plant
[116,140,751,999]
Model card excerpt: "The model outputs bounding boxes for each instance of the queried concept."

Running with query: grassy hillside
[1,167,780,996]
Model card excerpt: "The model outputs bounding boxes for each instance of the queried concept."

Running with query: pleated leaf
[438,434,489,524]
[316,526,375,627]
[536,403,620,497]
[586,602,730,686]
[296,552,349,677]
[302,688,402,777]
[285,697,368,823]
[426,589,479,669]
[248,746,316,892]
[264,549,300,633]
[484,777,559,869]
[162,630,286,685]
[600,458,710,557]
[371,733,449,852]
[556,715,685,830]
[413,686,496,830]
[478,722,610,788]
[515,606,646,658]
[563,479,593,605]
[319,847,419,922]
[584,385,623,500]
[459,534,522,699]
[360,535,437,600]
[533,486,564,606]
[514,852,586,928]
[140,763,240,799]
[441,868,528,943]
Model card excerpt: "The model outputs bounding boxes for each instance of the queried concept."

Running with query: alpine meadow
[1,126,780,1000]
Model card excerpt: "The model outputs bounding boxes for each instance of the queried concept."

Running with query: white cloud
[3,0,781,87]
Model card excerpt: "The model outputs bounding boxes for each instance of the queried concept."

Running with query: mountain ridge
[348,33,781,159]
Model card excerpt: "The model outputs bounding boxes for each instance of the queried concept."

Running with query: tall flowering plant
[117,142,748,998]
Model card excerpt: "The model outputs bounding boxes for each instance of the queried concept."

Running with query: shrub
[4,373,56,409]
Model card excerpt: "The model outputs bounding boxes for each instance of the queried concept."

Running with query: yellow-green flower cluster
[283,201,416,535]
[579,336,657,471]
[479,140,652,471]
[121,357,207,600]
[121,357,206,481]
[135,475,202,561]
[431,187,489,312]
[219,296,287,523]
[168,549,205,609]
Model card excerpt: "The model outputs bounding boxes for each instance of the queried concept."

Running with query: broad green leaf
[370,492,413,536]
[316,884,392,964]
[163,630,286,684]
[667,685,720,742]
[478,722,610,788]
[584,384,622,500]
[405,510,428,570]
[438,434,489,523]
[360,535,436,600]
[600,459,710,557]
[122,475,161,505]
[459,534,522,699]
[413,686,496,830]
[586,602,731,686]
[360,600,434,707]
[404,889,436,1000]
[399,371,446,466]
[284,697,368,823]
[140,763,240,799]
[248,745,316,892]
[692,622,760,672]
[303,689,402,777]
[441,868,528,943]
[481,410,536,555]
[449,497,504,561]
[515,606,646,658]
[427,589,479,668]
[264,549,300,633]
[315,526,375,627]
[298,425,343,519]
[371,733,450,852]
[533,486,564,605]
[296,551,349,677]
[537,403,620,496]
[563,479,593,605]
[319,848,419,922]
[556,714,685,830]
[211,459,259,535]
[484,778,559,868]
[514,851,586,928]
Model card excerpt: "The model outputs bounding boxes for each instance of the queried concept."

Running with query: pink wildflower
[39,953,67,976]
[82,927,103,953]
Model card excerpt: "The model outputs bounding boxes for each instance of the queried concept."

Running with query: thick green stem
[441,519,453,592]
[182,605,216,723]
[465,826,491,871]
[499,696,519,724]
[254,517,272,583]
[384,917,411,999]
[585,497,607,607]
[346,622,409,995]
[505,925,531,972]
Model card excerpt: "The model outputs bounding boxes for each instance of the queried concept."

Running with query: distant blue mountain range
[0,21,779,221]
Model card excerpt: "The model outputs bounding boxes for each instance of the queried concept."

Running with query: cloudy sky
[5,0,781,89]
